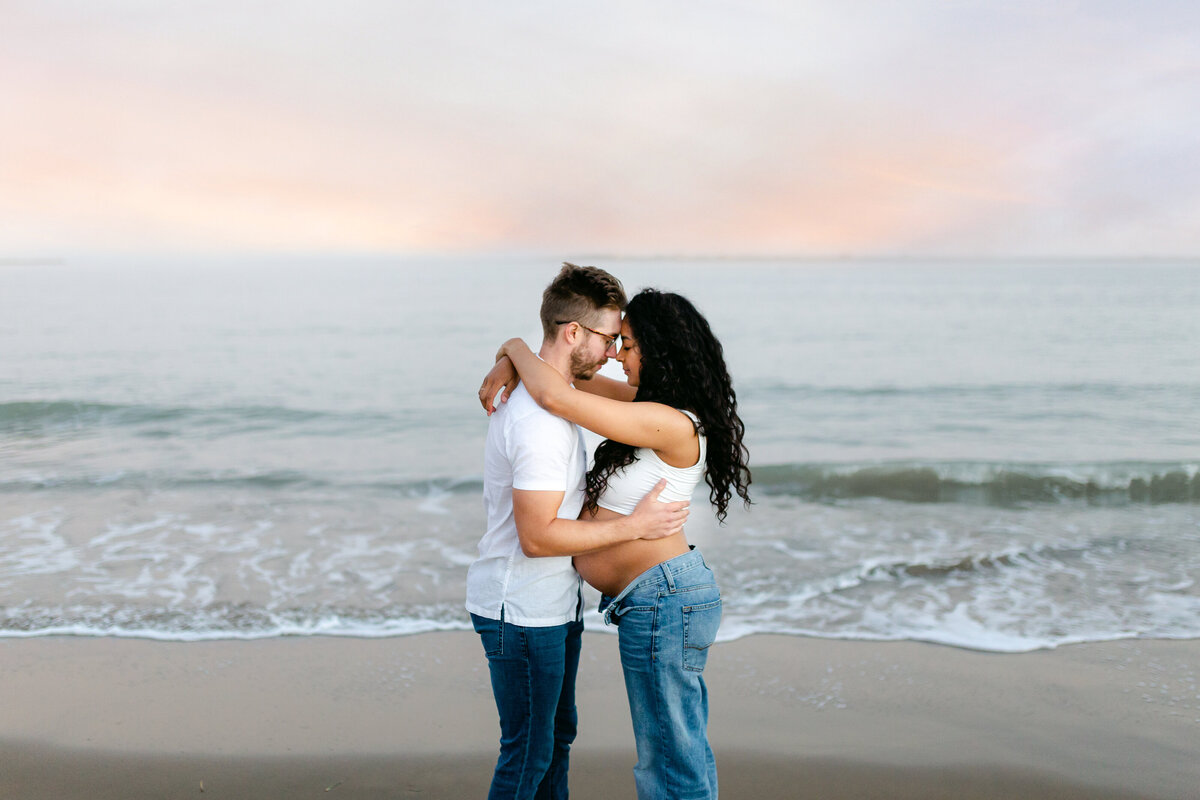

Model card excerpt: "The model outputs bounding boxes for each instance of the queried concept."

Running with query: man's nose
[606,341,618,358]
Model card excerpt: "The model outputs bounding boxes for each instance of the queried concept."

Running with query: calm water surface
[2,256,1197,650]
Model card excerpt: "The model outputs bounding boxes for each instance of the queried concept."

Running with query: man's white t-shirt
[466,383,586,627]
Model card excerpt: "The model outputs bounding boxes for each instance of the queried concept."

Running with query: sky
[3,0,1199,259]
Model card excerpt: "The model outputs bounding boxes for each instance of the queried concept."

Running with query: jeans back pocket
[681,597,722,672]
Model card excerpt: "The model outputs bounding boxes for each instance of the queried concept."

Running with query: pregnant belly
[573,507,691,596]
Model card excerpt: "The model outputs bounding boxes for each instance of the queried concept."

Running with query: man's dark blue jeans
[471,612,583,800]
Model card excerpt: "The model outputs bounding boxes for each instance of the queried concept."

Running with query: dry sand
[2,633,1197,798]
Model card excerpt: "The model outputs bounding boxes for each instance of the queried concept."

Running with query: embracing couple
[466,263,751,800]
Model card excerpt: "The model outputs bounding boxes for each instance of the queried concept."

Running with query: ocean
[2,256,1198,652]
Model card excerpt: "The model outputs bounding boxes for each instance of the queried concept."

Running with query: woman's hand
[479,355,519,415]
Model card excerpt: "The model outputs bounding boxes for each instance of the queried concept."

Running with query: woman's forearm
[573,373,636,401]
[501,338,569,408]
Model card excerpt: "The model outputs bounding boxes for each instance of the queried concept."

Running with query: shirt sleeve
[507,411,572,492]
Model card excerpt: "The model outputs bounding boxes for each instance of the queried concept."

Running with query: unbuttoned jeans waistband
[599,548,711,626]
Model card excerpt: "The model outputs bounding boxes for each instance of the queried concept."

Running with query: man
[466,263,688,800]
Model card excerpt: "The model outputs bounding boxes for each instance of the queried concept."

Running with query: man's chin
[573,364,604,381]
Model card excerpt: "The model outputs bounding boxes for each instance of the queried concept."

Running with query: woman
[482,288,751,800]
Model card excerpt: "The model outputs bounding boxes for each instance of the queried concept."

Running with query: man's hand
[479,356,520,415]
[628,478,690,540]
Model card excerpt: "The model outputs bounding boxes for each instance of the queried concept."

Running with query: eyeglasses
[554,320,619,348]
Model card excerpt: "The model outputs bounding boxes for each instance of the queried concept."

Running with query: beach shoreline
[2,633,1197,799]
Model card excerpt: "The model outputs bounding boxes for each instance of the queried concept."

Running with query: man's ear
[559,322,579,345]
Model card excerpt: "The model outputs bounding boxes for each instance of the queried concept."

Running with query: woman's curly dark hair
[585,289,751,522]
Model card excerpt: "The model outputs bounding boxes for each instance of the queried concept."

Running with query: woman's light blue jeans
[600,549,722,800]
[471,611,583,800]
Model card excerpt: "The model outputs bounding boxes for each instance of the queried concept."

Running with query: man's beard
[569,344,604,381]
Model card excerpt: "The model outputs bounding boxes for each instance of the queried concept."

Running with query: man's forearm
[518,516,636,558]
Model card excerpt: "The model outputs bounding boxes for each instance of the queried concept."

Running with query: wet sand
[2,633,1197,798]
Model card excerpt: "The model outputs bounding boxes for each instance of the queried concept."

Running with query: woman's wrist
[501,338,525,359]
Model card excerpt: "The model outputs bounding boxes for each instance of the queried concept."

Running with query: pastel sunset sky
[4,0,1198,258]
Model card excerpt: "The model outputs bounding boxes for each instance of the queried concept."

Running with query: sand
[2,633,1197,799]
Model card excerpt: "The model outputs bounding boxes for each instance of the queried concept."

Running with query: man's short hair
[539,262,627,340]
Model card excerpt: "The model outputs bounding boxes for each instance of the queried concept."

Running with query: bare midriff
[573,506,691,597]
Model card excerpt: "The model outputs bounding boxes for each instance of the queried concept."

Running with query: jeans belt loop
[661,560,677,593]
[601,596,618,626]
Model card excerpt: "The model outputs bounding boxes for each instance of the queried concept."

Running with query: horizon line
[2,251,1198,266]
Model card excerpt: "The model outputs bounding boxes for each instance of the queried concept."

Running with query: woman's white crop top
[595,411,706,515]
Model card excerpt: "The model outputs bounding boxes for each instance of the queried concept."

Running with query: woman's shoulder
[649,407,703,468]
